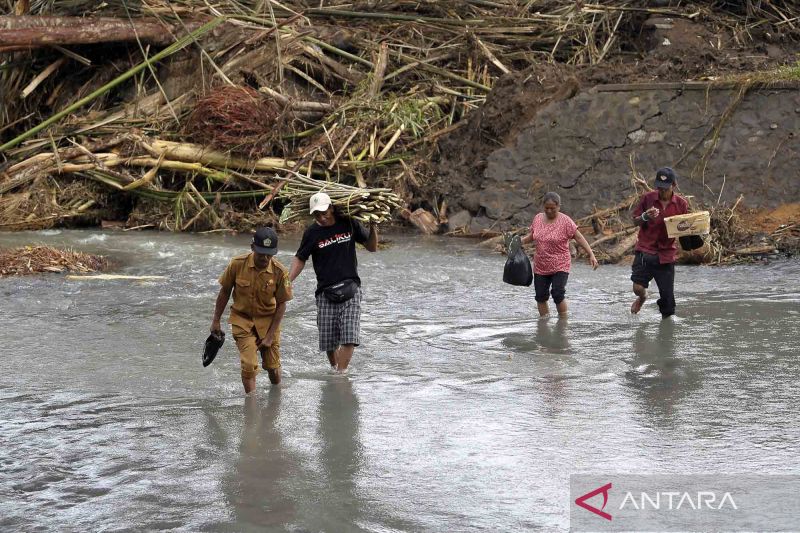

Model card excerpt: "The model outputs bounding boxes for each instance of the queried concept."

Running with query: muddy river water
[1,229,798,531]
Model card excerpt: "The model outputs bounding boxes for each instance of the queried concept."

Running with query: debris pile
[1,1,798,261]
[184,85,286,159]
[0,245,107,276]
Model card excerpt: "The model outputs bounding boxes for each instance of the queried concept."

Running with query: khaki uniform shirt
[219,253,293,338]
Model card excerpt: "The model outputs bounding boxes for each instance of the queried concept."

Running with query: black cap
[252,227,278,255]
[655,167,678,189]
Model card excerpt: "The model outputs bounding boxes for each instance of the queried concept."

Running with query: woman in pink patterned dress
[521,192,598,318]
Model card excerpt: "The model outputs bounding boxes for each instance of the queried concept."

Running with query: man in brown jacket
[211,227,293,393]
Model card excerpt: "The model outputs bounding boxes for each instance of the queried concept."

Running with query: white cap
[309,192,332,214]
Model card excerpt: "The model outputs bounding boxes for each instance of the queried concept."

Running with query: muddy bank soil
[430,16,800,234]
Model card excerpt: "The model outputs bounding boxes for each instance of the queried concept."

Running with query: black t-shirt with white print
[296,216,370,295]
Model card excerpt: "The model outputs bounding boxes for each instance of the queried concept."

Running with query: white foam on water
[78,233,108,243]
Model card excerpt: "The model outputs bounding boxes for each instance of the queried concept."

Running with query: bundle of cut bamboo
[277,172,403,225]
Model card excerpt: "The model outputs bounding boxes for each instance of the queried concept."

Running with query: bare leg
[336,344,355,371]
[242,376,256,394]
[537,301,550,317]
[631,283,647,313]
[259,348,281,385]
[326,349,337,369]
[556,299,568,317]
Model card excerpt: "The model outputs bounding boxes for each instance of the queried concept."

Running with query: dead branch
[0,16,198,48]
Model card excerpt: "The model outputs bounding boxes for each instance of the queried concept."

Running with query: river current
[1,229,798,532]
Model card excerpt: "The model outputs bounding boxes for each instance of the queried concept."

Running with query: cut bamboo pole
[147,139,299,172]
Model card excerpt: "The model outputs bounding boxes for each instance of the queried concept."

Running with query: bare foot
[631,297,646,314]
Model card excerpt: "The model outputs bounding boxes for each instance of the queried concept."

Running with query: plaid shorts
[315,286,362,352]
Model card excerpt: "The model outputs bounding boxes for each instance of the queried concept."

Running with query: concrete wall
[469,82,799,229]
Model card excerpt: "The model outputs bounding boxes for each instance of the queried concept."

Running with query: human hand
[210,320,222,334]
[589,254,599,270]
[259,333,274,349]
[645,207,660,219]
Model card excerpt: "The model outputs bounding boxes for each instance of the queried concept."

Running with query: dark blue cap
[655,167,678,189]
[252,227,278,255]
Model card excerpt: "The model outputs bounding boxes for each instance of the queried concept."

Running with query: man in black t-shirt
[289,192,378,371]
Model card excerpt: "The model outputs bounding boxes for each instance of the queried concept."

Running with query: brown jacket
[219,253,292,337]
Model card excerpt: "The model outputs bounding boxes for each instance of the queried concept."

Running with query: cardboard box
[664,211,710,238]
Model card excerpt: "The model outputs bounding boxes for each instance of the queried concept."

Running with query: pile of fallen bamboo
[0,245,107,276]
[1,1,798,232]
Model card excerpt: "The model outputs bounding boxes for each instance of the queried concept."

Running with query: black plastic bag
[503,235,533,287]
[679,234,705,251]
[203,331,225,367]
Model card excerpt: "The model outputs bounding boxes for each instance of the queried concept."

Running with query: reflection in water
[318,378,365,531]
[625,320,701,427]
[535,317,571,354]
[536,318,571,416]
[223,389,296,530]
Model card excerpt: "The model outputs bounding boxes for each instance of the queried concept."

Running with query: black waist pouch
[323,279,358,303]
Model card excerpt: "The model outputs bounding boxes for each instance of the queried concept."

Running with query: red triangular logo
[575,482,612,521]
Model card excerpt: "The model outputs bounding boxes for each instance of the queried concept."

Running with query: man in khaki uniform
[211,227,293,393]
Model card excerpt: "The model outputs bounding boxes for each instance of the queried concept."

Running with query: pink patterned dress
[529,212,578,275]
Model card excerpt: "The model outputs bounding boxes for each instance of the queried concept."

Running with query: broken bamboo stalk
[122,153,165,190]
[328,128,361,170]
[187,182,223,229]
[369,41,390,97]
[20,58,66,99]
[146,139,299,172]
[475,37,510,74]
[377,125,405,159]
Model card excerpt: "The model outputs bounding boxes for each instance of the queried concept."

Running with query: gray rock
[468,215,496,233]
[447,210,472,232]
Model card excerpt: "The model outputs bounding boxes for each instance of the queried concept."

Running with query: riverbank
[1,2,798,265]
